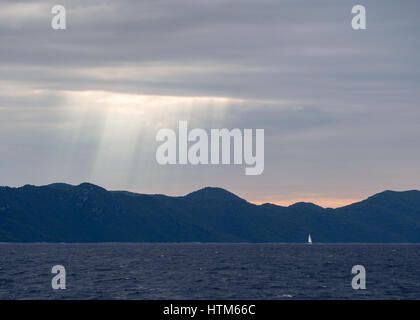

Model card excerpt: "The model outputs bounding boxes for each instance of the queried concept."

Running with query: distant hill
[0,183,419,242]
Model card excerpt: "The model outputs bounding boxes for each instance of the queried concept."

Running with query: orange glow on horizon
[249,197,362,209]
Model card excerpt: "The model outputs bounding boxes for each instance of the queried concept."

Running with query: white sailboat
[307,234,312,244]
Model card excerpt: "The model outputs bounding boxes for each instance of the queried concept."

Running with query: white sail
[308,234,312,244]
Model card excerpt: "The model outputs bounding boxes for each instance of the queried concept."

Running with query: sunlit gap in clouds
[53,90,242,189]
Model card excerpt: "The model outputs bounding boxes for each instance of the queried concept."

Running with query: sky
[1,0,419,207]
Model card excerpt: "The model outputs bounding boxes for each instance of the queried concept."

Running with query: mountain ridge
[6,182,419,209]
[0,182,419,243]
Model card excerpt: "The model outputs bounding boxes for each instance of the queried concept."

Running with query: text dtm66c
[208,304,256,316]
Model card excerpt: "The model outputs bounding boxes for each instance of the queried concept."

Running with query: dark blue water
[0,243,418,299]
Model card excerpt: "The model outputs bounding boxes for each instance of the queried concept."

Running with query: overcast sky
[1,0,419,207]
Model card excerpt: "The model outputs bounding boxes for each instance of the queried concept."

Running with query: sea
[0,243,418,300]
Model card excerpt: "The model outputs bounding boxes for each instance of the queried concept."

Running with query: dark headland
[0,183,419,243]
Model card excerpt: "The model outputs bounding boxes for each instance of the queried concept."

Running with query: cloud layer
[1,0,420,206]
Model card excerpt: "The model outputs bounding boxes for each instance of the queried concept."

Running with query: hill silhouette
[0,183,419,242]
